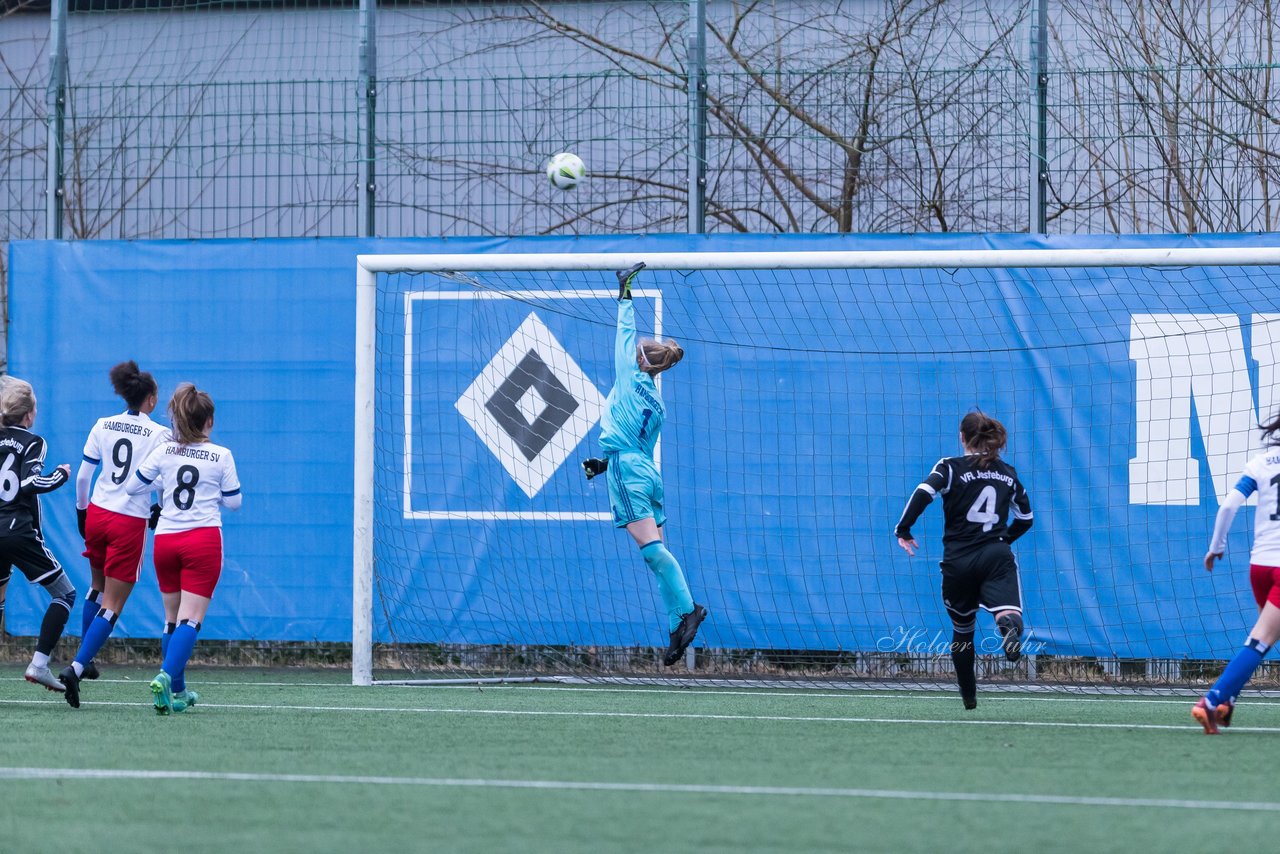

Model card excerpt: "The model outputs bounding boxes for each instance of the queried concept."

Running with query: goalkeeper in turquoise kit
[582,263,708,666]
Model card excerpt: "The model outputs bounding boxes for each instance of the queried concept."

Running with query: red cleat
[1217,699,1235,728]
[1192,698,1221,734]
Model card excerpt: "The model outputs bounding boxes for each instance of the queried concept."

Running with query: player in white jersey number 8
[126,383,242,715]
[1194,410,1280,733]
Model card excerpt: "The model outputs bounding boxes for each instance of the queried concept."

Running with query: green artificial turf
[1,665,1277,853]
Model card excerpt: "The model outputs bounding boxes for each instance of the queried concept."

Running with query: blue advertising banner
[9,233,1280,658]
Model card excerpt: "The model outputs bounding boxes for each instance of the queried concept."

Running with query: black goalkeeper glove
[76,508,87,540]
[582,458,609,480]
[616,262,645,301]
[148,503,162,531]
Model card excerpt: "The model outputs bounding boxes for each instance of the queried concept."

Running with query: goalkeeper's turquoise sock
[1206,637,1269,707]
[640,541,694,632]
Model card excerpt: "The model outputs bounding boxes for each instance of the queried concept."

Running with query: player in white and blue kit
[583,263,707,667]
[1194,411,1280,733]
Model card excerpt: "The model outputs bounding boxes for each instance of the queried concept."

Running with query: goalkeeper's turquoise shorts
[606,450,666,529]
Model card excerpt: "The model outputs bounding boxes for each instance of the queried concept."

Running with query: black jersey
[894,455,1033,557]
[0,426,68,538]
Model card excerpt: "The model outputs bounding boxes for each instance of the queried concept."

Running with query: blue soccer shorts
[606,451,666,529]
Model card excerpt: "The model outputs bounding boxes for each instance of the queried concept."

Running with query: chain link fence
[3,0,1279,275]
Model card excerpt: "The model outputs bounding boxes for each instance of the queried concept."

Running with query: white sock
[31,651,49,669]
[72,661,84,677]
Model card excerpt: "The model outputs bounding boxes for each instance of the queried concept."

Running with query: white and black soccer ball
[546,152,586,190]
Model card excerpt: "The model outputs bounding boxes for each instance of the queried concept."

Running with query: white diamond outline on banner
[456,311,605,499]
[401,288,663,521]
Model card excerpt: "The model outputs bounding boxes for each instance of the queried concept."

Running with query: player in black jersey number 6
[0,378,76,693]
[893,412,1034,710]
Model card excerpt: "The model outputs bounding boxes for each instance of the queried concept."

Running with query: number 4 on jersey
[966,485,999,532]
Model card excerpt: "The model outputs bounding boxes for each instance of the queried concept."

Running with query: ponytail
[638,339,685,376]
[109,360,158,410]
[959,411,1007,469]
[1262,410,1280,446]
[168,383,215,445]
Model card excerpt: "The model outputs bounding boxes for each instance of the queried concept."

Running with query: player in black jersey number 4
[894,412,1034,710]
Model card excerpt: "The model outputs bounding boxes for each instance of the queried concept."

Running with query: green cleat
[150,671,173,716]
[172,689,199,712]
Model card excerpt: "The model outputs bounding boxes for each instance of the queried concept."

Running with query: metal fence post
[1029,0,1048,233]
[46,0,68,240]
[686,0,707,234]
[358,0,378,238]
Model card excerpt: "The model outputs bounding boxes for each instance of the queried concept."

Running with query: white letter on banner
[1254,314,1280,437]
[1130,314,1256,505]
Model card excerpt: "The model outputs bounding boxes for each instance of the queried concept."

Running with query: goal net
[355,247,1280,689]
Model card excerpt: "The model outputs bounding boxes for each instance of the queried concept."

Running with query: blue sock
[1207,637,1270,707]
[162,620,200,693]
[75,609,118,670]
[81,589,101,637]
[640,541,694,633]
[160,621,176,660]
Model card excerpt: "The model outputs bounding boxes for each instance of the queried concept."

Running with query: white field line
[0,696,1272,731]
[50,679,1280,708]
[0,766,1276,813]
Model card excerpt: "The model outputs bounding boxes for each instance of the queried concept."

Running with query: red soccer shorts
[1249,564,1280,610]
[154,527,223,598]
[82,503,148,584]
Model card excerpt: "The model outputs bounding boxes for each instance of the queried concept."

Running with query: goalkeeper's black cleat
[663,603,709,667]
[58,666,80,709]
[962,694,977,711]
[616,262,646,301]
[582,458,609,480]
[996,613,1023,663]
[81,661,100,680]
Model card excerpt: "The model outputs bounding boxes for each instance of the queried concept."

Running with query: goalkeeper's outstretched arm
[612,264,645,384]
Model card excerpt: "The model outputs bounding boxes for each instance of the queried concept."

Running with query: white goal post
[353,246,1280,687]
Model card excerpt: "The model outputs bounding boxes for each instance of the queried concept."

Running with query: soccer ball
[547,152,586,190]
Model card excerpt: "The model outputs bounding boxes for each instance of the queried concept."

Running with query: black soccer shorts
[939,542,1022,632]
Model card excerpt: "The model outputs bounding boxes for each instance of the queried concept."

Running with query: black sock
[36,599,72,656]
[952,631,977,701]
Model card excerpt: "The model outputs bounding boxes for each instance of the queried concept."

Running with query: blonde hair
[169,383,215,444]
[0,378,36,427]
[638,339,684,376]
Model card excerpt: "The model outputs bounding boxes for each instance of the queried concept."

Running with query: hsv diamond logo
[456,312,605,498]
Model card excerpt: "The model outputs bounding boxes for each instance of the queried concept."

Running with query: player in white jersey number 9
[1193,409,1280,733]
[59,361,168,707]
[126,383,242,715]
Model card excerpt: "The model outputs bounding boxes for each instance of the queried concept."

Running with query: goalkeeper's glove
[148,503,162,531]
[582,458,609,480]
[616,262,645,301]
[76,508,87,540]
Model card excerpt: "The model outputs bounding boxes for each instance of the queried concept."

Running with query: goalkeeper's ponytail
[638,339,684,376]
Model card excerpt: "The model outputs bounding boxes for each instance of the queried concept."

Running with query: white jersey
[133,440,241,534]
[82,411,171,518]
[1234,450,1280,565]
